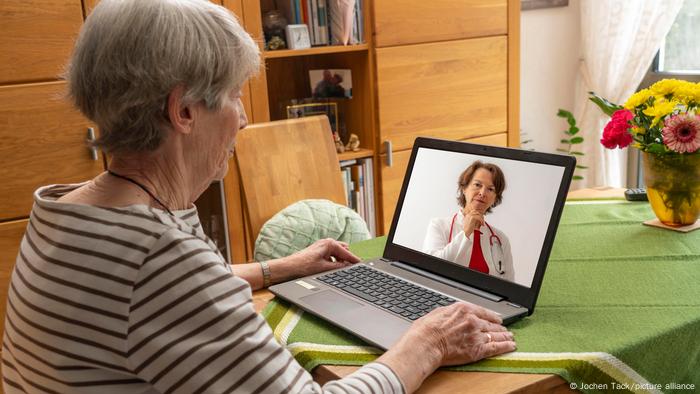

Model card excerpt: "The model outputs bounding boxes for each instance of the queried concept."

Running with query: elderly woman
[2,1,515,393]
[423,161,515,282]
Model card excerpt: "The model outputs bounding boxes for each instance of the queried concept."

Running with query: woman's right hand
[376,302,516,393]
[412,301,515,365]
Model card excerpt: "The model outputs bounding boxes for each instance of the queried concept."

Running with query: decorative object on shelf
[345,133,360,152]
[310,69,352,98]
[286,101,339,133]
[556,109,587,181]
[329,0,356,45]
[263,9,288,50]
[333,132,345,153]
[591,79,700,227]
[285,24,311,49]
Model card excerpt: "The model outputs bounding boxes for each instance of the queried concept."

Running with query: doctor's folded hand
[375,301,516,393]
[462,206,486,238]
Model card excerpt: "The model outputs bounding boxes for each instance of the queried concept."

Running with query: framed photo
[286,102,339,133]
[285,24,311,49]
[309,69,353,99]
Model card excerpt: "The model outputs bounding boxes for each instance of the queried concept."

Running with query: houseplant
[590,79,700,226]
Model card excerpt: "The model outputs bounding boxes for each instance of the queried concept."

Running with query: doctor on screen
[422,161,514,281]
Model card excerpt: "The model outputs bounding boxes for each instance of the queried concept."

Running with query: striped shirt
[2,184,404,393]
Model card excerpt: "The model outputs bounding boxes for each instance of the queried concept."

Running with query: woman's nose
[239,101,248,130]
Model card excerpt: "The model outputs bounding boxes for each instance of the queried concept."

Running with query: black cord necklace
[107,170,174,215]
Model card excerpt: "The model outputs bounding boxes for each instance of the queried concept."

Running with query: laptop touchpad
[301,290,364,312]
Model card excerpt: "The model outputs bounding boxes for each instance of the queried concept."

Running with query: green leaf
[576,165,588,169]
[588,92,623,117]
[560,139,571,144]
[645,143,667,154]
[521,139,533,144]
[570,137,584,144]
[573,175,584,180]
[557,109,577,127]
[568,126,580,135]
[570,151,585,156]
[556,148,568,153]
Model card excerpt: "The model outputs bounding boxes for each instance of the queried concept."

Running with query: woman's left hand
[274,239,361,282]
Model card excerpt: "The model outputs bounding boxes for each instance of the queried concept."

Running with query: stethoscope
[448,213,506,275]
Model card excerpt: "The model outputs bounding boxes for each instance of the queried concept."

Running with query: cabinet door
[0,219,28,339]
[378,133,508,233]
[375,37,508,154]
[373,0,507,48]
[0,82,104,221]
[0,0,84,84]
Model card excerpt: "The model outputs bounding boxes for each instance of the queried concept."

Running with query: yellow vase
[642,152,700,226]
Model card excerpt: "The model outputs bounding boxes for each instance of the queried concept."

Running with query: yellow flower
[642,99,678,125]
[649,79,685,97]
[624,88,652,109]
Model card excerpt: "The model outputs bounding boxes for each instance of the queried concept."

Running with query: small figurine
[345,133,360,152]
[333,132,345,153]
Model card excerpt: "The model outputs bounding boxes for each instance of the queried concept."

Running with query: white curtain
[573,0,683,188]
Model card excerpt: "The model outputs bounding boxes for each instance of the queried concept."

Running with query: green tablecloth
[263,201,700,393]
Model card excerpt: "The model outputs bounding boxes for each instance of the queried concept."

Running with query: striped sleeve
[127,228,404,394]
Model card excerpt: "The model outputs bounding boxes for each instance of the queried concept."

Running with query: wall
[520,0,581,155]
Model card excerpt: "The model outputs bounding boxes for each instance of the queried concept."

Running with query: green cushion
[254,199,371,261]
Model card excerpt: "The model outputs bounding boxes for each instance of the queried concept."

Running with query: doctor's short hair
[457,161,506,213]
[66,0,260,154]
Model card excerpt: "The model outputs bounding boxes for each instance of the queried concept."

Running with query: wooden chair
[234,116,347,249]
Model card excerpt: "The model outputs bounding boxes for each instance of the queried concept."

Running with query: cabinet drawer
[376,37,508,154]
[0,0,84,84]
[0,82,104,221]
[0,219,28,340]
[373,0,507,47]
[378,133,507,233]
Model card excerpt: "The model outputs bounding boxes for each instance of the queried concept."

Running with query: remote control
[624,188,648,201]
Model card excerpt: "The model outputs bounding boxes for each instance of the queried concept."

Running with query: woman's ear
[167,85,194,135]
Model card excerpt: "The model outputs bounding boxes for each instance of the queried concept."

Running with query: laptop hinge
[389,261,504,302]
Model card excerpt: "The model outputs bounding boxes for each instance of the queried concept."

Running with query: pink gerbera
[662,114,700,153]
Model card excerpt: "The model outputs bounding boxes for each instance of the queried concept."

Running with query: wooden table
[252,188,625,393]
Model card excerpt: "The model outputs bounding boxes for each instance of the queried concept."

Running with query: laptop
[269,137,576,349]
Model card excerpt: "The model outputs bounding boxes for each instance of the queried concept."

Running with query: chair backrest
[235,116,347,242]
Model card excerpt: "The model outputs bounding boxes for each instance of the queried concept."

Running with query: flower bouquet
[590,79,700,226]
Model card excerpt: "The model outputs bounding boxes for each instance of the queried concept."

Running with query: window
[656,0,700,74]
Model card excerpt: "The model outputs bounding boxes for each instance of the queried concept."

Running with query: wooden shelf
[338,148,373,162]
[264,44,369,59]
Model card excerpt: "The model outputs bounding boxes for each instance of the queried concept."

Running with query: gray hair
[66,0,260,153]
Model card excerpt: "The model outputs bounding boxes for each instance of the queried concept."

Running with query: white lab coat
[422,212,514,282]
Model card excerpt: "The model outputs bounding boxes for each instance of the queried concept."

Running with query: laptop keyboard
[316,264,456,321]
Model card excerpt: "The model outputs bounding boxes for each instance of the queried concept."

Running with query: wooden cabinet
[0,82,104,221]
[0,0,84,84]
[373,0,507,47]
[375,37,508,153]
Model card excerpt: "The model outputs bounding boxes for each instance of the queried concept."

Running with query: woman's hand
[413,302,515,365]
[270,239,361,283]
[462,207,485,238]
[377,302,516,392]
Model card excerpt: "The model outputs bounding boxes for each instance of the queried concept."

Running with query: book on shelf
[340,157,375,236]
[282,0,363,47]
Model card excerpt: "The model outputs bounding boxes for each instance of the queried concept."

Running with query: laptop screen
[384,138,574,310]
[392,146,565,288]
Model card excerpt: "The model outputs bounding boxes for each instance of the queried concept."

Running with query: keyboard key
[344,287,377,303]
